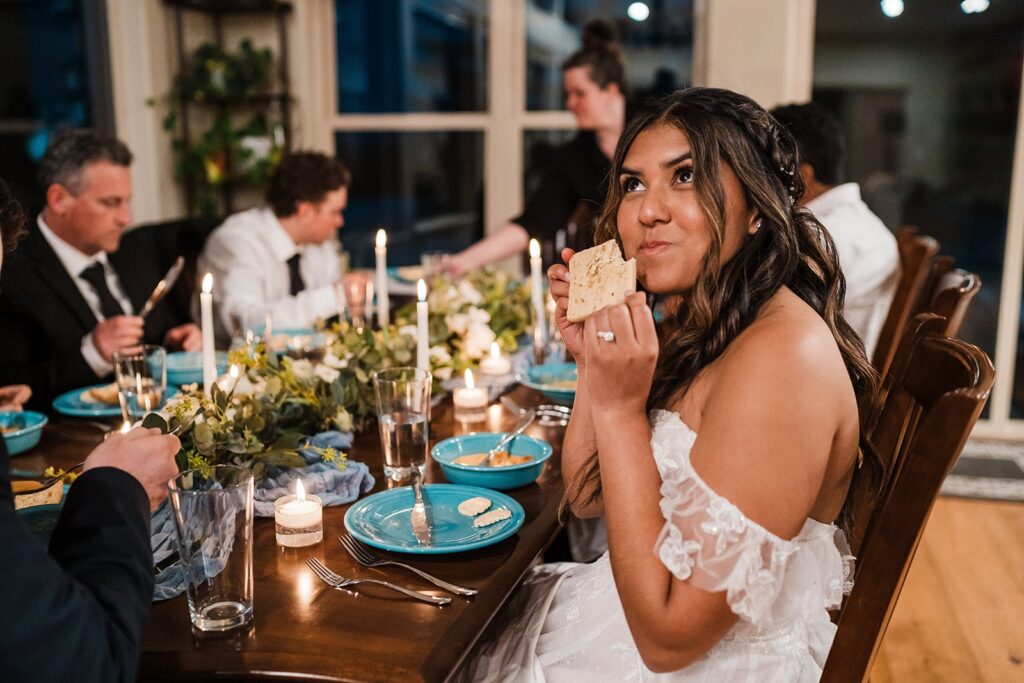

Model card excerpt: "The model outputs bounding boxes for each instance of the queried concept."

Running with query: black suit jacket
[0,224,191,411]
[0,438,154,682]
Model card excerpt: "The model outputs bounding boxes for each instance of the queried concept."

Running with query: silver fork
[339,534,477,597]
[305,557,451,607]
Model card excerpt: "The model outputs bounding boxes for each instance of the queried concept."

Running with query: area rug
[941,439,1024,502]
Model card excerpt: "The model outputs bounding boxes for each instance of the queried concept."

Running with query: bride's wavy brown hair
[565,87,881,535]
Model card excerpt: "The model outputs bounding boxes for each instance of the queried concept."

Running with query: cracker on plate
[81,383,119,405]
[474,507,512,528]
[458,496,492,517]
[567,239,637,322]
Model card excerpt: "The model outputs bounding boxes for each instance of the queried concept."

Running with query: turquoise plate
[345,483,525,555]
[517,361,577,406]
[166,351,229,387]
[52,384,180,418]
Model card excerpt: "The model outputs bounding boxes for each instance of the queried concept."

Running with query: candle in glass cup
[416,279,429,371]
[374,228,390,328]
[479,341,511,376]
[453,369,488,422]
[274,479,323,548]
[200,273,216,395]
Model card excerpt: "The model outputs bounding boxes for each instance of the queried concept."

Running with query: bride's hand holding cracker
[548,248,587,363]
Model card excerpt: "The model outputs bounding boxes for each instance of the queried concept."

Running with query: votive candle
[479,341,511,376]
[453,369,488,422]
[274,480,323,548]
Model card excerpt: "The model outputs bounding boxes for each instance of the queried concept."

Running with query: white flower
[397,324,418,338]
[464,322,496,359]
[467,306,491,326]
[445,312,468,336]
[322,351,348,369]
[434,366,453,380]
[458,280,484,305]
[231,374,257,397]
[290,359,316,384]
[332,407,354,432]
[314,363,341,385]
[429,345,452,364]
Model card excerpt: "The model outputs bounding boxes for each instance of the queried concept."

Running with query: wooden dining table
[17,385,566,682]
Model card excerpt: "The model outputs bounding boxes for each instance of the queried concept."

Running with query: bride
[463,87,881,682]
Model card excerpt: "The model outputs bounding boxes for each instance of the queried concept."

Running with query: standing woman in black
[444,20,629,276]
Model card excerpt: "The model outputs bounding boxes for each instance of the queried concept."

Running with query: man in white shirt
[772,103,900,358]
[0,130,201,409]
[198,152,349,342]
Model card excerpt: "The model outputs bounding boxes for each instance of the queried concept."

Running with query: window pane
[525,0,693,111]
[813,1,1024,417]
[336,0,487,114]
[335,131,483,268]
[0,0,107,212]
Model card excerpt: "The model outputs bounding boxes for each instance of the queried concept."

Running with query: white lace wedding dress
[462,410,853,682]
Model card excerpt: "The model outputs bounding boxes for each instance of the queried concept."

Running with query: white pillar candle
[274,479,323,548]
[479,341,512,376]
[416,279,429,371]
[200,273,216,395]
[453,368,488,422]
[374,228,390,328]
[529,238,546,347]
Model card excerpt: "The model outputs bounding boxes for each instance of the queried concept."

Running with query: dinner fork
[338,534,477,597]
[305,557,451,607]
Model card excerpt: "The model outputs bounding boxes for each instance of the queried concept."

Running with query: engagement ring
[596,330,615,343]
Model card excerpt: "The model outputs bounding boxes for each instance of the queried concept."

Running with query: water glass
[112,345,167,423]
[342,272,370,329]
[420,251,444,277]
[168,465,255,633]
[372,366,431,480]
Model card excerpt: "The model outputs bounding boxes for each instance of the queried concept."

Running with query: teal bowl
[0,411,48,455]
[517,362,577,406]
[431,432,553,490]
[166,351,229,387]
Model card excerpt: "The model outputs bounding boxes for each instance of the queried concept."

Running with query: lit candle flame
[202,272,213,294]
[417,278,427,302]
[296,479,306,502]
[464,368,475,390]
[529,238,540,259]
[229,364,240,379]
[120,421,131,434]
[490,341,500,359]
[375,228,387,248]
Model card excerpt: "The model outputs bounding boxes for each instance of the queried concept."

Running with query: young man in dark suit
[0,178,181,682]
[0,130,201,410]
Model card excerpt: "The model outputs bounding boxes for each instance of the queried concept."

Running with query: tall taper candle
[200,273,216,395]
[529,238,545,346]
[374,228,390,328]
[416,279,430,371]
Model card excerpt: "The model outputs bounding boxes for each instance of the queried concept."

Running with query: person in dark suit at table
[0,177,181,683]
[444,19,630,275]
[0,130,202,411]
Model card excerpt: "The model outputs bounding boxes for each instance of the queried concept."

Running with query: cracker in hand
[566,239,637,322]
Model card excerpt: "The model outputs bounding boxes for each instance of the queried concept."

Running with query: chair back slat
[871,227,939,377]
[927,268,981,337]
[823,336,993,683]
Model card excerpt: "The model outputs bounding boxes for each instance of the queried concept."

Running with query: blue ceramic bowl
[0,411,48,455]
[166,351,229,387]
[431,432,553,490]
[517,362,578,406]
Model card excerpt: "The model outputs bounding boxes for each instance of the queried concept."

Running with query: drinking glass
[420,251,444,277]
[112,345,167,423]
[342,272,370,329]
[168,465,255,632]
[372,366,431,480]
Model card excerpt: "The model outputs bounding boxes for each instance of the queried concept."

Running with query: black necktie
[286,254,305,296]
[79,262,125,319]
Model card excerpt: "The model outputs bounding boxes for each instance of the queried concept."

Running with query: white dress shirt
[807,183,900,358]
[38,215,134,377]
[198,207,340,341]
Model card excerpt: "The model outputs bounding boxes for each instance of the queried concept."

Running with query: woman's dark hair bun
[581,19,619,53]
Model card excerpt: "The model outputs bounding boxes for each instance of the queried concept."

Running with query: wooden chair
[919,265,981,338]
[822,334,994,682]
[871,227,940,378]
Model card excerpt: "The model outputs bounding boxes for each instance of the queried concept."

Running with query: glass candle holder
[274,493,323,548]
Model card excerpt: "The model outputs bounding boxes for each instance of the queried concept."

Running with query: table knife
[139,256,185,319]
[411,471,432,546]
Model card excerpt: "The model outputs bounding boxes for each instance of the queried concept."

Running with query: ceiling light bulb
[627,2,650,22]
[880,0,904,18]
[961,0,990,13]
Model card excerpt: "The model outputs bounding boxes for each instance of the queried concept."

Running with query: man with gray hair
[0,129,201,410]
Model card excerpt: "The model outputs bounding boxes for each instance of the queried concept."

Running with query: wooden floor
[870,496,1024,682]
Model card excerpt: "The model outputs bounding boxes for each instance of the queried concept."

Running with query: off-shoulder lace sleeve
[650,411,800,626]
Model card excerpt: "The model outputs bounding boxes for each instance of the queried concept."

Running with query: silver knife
[411,471,432,546]
[139,256,185,319]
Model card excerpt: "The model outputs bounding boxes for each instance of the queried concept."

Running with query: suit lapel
[23,229,99,331]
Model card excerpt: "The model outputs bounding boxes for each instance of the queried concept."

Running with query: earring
[750,218,763,234]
